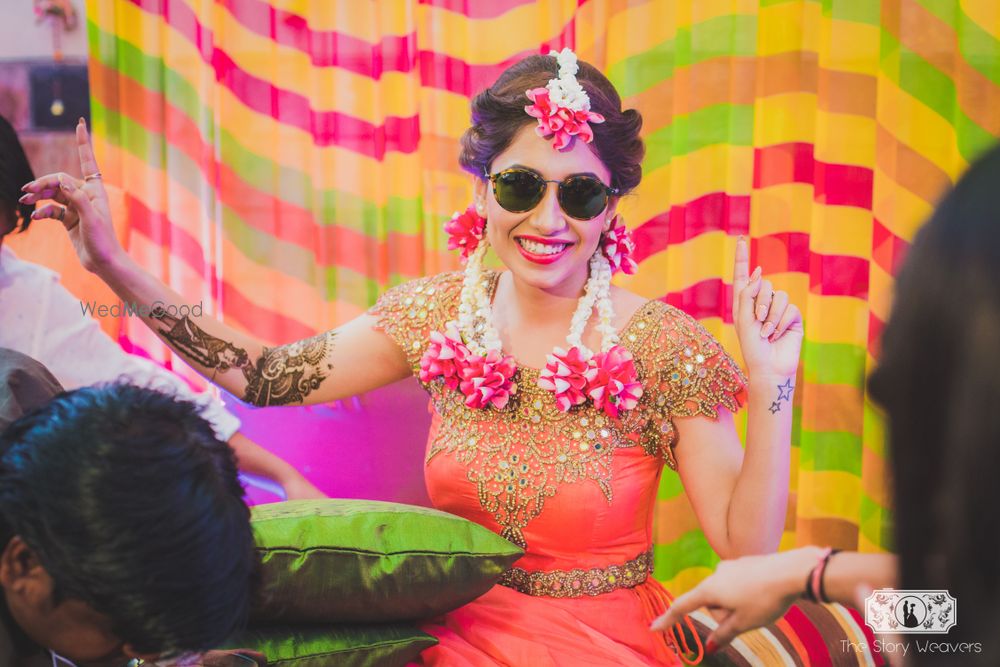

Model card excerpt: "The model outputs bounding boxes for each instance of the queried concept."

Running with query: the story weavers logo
[865,589,957,634]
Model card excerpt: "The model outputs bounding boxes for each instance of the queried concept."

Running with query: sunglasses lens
[559,176,608,220]
[494,170,545,212]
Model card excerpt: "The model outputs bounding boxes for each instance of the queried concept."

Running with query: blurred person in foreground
[652,144,1000,665]
[0,357,261,666]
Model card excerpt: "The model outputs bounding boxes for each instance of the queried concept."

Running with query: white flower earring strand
[426,208,643,417]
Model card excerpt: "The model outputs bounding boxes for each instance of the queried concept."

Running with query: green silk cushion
[222,624,437,667]
[250,499,523,623]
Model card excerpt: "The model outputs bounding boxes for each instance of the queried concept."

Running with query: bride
[23,49,802,665]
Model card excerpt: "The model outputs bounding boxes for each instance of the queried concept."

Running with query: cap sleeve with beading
[367,271,466,375]
[631,301,747,470]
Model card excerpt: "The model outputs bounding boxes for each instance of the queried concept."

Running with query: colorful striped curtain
[86,0,999,594]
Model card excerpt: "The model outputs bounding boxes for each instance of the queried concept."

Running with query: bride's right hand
[19,118,124,274]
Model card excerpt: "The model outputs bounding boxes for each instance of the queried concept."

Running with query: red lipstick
[514,235,573,265]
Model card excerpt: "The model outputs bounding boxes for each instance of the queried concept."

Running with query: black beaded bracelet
[818,548,843,603]
[803,546,835,603]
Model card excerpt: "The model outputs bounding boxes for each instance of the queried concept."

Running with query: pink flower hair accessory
[525,88,605,152]
[601,217,638,275]
[584,345,644,419]
[444,206,486,262]
[537,346,592,412]
[524,49,605,152]
[459,350,518,410]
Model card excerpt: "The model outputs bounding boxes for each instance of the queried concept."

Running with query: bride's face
[475,125,617,297]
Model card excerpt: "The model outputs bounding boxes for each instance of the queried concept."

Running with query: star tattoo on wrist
[768,378,795,414]
[777,378,795,401]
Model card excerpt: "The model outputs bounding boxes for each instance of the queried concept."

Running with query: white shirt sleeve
[33,277,241,442]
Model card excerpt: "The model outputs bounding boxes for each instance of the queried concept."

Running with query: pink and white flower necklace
[535,253,643,419]
[419,228,642,418]
[419,48,642,418]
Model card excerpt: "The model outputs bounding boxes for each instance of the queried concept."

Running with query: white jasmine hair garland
[525,48,606,151]
[545,48,589,113]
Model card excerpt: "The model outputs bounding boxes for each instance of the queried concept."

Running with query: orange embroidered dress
[371,271,745,666]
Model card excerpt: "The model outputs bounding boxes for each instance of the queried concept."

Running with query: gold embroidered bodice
[370,271,745,554]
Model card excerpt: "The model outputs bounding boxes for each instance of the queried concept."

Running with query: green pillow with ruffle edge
[250,499,523,624]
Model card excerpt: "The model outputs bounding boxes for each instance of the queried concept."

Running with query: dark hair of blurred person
[0,115,35,239]
[651,145,1000,666]
[0,380,258,664]
[867,143,1000,664]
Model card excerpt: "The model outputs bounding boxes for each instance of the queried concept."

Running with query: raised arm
[671,237,803,558]
[20,119,411,406]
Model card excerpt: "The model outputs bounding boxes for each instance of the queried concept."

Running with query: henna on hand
[150,307,335,406]
[245,331,336,406]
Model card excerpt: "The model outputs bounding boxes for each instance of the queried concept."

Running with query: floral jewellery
[421,49,642,415]
[524,48,606,152]
[443,206,486,263]
[421,232,642,417]
[601,215,638,276]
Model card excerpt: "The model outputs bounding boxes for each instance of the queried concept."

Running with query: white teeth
[517,238,568,255]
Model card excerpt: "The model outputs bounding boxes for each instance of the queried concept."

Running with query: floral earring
[444,205,487,263]
[600,215,638,275]
[421,47,645,417]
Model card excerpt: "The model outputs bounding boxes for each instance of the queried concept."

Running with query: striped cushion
[680,601,885,666]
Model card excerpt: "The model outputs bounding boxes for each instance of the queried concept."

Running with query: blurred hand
[650,546,824,653]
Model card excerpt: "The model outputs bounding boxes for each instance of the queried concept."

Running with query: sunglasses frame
[483,167,619,221]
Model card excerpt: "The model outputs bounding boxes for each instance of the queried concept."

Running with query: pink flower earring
[601,215,638,275]
[444,205,486,262]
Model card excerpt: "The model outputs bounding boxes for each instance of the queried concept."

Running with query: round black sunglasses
[484,167,619,221]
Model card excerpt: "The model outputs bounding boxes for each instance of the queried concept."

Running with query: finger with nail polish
[770,302,801,343]
[754,278,773,323]
[761,290,787,339]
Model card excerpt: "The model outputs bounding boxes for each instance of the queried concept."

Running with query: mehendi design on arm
[244,332,336,406]
[150,307,336,406]
[150,308,252,372]
[768,378,795,414]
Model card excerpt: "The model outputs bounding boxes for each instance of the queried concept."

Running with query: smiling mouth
[515,237,572,255]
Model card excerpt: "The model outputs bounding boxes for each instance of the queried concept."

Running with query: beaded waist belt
[499,548,653,598]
